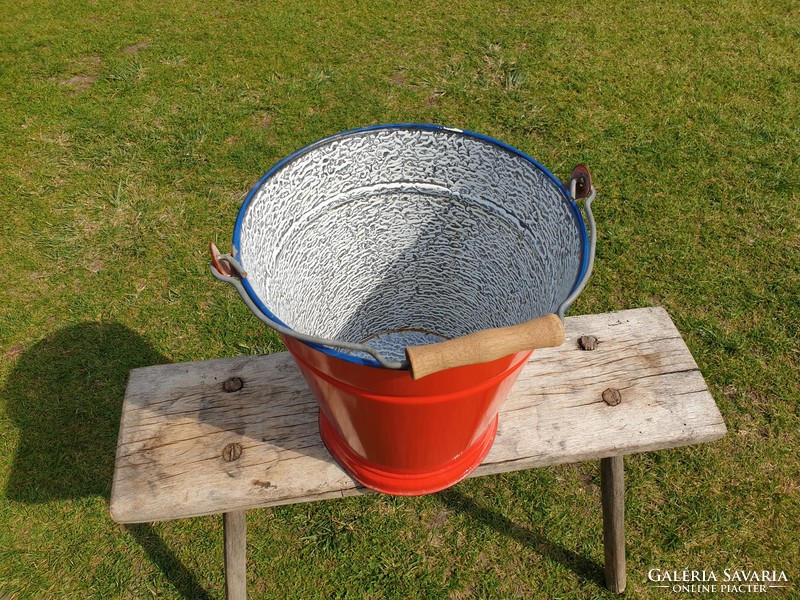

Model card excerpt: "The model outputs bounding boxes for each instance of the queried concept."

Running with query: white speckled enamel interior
[237,127,584,362]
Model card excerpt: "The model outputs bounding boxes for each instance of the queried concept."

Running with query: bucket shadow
[2,323,210,598]
[438,488,605,587]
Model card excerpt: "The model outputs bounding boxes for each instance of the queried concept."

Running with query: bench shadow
[126,524,213,600]
[2,323,211,599]
[438,488,605,588]
[4,322,168,502]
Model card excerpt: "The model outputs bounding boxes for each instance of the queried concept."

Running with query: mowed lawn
[1,0,798,598]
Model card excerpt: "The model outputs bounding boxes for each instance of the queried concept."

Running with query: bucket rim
[230,123,590,367]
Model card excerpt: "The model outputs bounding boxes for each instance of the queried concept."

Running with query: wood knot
[578,335,598,350]
[222,442,243,462]
[223,377,243,393]
[602,388,622,406]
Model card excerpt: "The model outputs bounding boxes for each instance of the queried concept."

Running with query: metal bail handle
[209,243,409,369]
[210,163,597,377]
[557,164,596,319]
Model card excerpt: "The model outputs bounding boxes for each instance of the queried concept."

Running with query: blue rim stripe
[231,123,590,367]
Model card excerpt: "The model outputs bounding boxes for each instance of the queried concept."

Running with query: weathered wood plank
[110,307,726,523]
[473,307,727,477]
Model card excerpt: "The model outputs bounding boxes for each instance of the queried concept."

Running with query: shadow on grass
[439,488,605,588]
[3,323,210,599]
[4,323,167,502]
[127,524,213,600]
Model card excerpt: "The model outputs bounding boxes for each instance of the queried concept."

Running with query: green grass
[1,0,798,597]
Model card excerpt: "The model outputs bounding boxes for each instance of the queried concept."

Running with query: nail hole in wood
[222,443,243,462]
[223,377,243,393]
[579,335,598,350]
[602,388,622,406]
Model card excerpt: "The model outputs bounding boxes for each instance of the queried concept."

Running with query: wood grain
[110,307,726,523]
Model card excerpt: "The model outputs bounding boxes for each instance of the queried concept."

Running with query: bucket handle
[210,165,596,377]
[406,313,565,379]
[209,243,409,369]
[557,164,596,319]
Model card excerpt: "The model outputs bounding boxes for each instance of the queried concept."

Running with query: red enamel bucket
[283,335,530,494]
[211,124,596,495]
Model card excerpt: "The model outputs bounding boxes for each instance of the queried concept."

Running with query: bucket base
[319,411,498,496]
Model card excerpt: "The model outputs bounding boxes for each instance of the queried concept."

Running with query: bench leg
[223,511,247,600]
[600,456,626,594]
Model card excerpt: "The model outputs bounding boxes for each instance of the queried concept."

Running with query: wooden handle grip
[406,313,565,380]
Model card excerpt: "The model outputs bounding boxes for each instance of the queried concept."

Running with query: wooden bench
[110,307,726,597]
